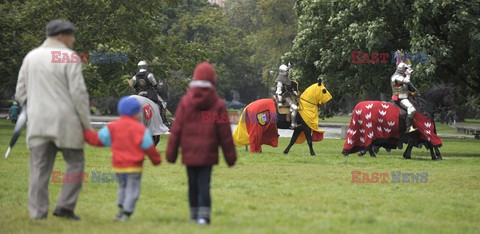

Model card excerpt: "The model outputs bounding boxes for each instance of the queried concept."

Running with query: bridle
[415,89,455,116]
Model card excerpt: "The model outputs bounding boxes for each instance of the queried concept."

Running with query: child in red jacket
[84,96,161,221]
[167,62,237,225]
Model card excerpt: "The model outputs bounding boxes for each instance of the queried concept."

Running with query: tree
[0,0,175,98]
[286,0,480,117]
[226,0,297,94]
[166,4,266,106]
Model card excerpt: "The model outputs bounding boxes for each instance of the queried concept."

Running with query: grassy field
[0,119,479,234]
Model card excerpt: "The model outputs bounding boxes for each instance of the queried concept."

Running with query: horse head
[315,82,332,106]
[419,84,457,118]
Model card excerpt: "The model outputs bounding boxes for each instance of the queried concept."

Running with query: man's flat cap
[46,19,75,37]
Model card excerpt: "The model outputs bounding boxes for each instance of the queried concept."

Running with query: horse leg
[284,128,302,155]
[302,126,315,156]
[429,146,437,160]
[403,143,413,159]
[434,147,442,160]
[403,137,414,159]
[368,146,376,158]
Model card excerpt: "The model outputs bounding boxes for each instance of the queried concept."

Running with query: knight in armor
[275,64,299,129]
[129,61,169,125]
[391,57,417,133]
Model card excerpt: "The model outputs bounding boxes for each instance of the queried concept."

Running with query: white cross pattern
[381,104,390,109]
[425,122,432,129]
[387,121,395,127]
[383,128,391,133]
[367,132,374,139]
[359,129,365,134]
[365,103,374,109]
[379,110,387,116]
[347,138,353,145]
[358,119,363,125]
[425,130,431,135]
[355,109,363,115]
[360,137,365,143]
[377,126,383,132]
[365,112,372,120]
[377,118,384,123]
[366,122,373,128]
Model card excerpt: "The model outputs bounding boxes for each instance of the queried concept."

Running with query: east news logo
[351,171,428,183]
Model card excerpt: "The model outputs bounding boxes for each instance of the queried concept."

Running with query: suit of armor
[129,61,169,125]
[275,64,299,129]
[391,62,416,132]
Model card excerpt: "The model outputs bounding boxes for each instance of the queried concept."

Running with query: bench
[455,125,480,139]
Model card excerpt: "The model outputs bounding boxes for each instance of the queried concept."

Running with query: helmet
[406,65,413,75]
[138,60,148,70]
[279,64,289,75]
[395,62,413,75]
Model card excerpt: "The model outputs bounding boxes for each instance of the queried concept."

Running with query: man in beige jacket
[15,19,91,220]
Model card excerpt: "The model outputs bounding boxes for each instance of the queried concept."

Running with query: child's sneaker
[190,207,198,222]
[197,218,210,225]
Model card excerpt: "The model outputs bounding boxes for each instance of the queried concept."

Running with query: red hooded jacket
[166,87,237,166]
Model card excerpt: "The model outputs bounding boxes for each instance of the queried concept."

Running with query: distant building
[208,0,227,7]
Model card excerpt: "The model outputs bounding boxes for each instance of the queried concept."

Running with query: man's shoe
[114,213,130,222]
[115,207,124,220]
[53,207,80,221]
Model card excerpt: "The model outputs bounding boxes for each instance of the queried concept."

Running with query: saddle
[391,96,421,133]
[273,95,299,118]
[273,80,300,116]
[273,96,291,115]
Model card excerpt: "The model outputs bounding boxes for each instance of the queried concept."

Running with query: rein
[416,96,440,113]
[299,97,317,107]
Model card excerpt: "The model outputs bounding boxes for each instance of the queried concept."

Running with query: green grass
[462,119,480,127]
[435,123,459,135]
[321,115,351,124]
[0,119,480,234]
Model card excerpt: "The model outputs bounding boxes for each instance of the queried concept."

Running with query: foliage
[226,0,297,92]
[287,0,480,118]
[0,0,278,113]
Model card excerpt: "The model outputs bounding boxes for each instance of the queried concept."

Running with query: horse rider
[391,51,417,133]
[275,64,299,129]
[129,60,169,125]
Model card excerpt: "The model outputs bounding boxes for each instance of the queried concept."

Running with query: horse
[131,95,170,145]
[233,79,332,155]
[281,109,320,156]
[401,84,456,160]
[341,84,456,160]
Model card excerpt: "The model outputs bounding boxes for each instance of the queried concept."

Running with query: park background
[0,0,479,233]
[0,0,479,120]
